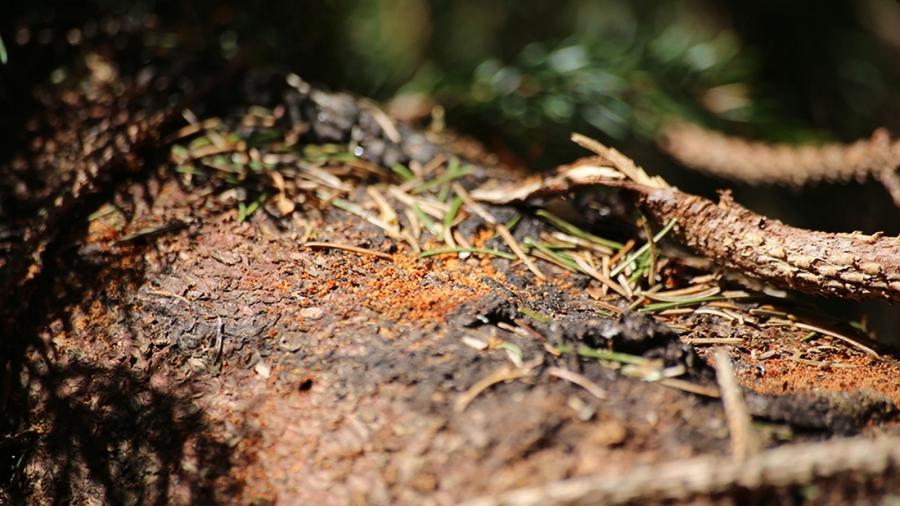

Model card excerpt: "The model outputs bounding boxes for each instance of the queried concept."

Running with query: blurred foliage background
[3,1,899,212]
[1,0,898,338]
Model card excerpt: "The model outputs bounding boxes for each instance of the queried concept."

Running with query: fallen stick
[632,185,900,302]
[472,135,900,303]
[461,434,900,506]
[659,122,900,206]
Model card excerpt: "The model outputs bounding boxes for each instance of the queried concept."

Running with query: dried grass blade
[640,214,658,286]
[571,252,628,298]
[326,196,402,239]
[610,218,677,277]
[442,195,464,248]
[639,295,725,313]
[451,182,497,225]
[547,367,607,400]
[497,225,545,279]
[548,231,614,255]
[646,285,720,301]
[536,210,622,250]
[367,186,399,226]
[794,322,879,359]
[303,241,393,260]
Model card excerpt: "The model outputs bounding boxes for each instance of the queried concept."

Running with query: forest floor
[1,39,899,505]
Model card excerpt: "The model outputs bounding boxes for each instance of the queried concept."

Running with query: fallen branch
[472,135,900,303]
[461,434,900,506]
[634,186,900,302]
[659,122,900,206]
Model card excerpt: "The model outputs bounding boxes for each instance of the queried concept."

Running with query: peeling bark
[473,148,900,303]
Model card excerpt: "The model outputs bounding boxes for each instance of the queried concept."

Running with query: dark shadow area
[0,19,244,496]
[0,168,241,502]
[7,360,237,505]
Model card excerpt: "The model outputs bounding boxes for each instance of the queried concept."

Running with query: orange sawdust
[470,228,497,248]
[272,278,292,294]
[85,218,121,244]
[548,272,579,291]
[738,353,900,407]
[357,253,493,321]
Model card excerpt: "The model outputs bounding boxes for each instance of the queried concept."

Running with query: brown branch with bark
[473,134,900,303]
[462,434,900,506]
[659,122,900,206]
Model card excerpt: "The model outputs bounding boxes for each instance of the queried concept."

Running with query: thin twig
[794,322,880,359]
[659,122,900,206]
[684,337,744,346]
[571,132,667,188]
[658,378,721,398]
[713,348,759,461]
[461,435,900,506]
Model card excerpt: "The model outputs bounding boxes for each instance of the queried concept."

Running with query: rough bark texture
[635,186,900,302]
[0,98,174,312]
[473,156,900,303]
[659,122,900,205]
[5,62,900,502]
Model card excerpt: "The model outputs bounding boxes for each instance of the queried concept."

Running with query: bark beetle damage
[473,145,900,303]
[659,122,900,206]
